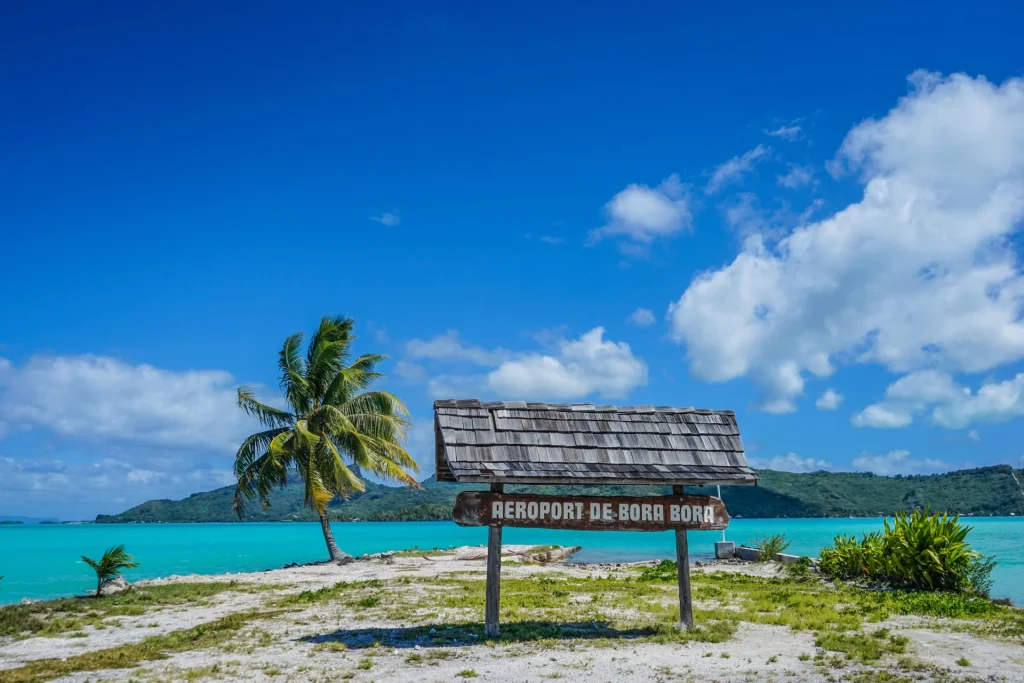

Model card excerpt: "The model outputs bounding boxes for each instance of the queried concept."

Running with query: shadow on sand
[299,620,662,649]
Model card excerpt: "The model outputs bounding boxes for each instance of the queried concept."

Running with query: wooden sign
[452,492,729,532]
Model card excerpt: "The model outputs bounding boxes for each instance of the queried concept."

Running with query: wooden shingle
[434,399,757,486]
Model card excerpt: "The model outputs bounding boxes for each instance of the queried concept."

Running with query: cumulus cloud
[705,145,769,194]
[370,212,400,226]
[405,331,511,366]
[777,164,814,189]
[967,429,981,442]
[587,174,691,253]
[392,360,428,382]
[668,72,1024,414]
[0,454,237,519]
[749,452,831,472]
[852,449,948,476]
[815,388,843,410]
[766,124,802,141]
[488,327,648,400]
[403,328,648,401]
[853,370,1024,429]
[627,308,656,327]
[0,355,258,451]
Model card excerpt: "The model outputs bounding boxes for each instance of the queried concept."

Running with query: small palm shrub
[81,545,139,596]
[818,508,995,596]
[752,533,792,562]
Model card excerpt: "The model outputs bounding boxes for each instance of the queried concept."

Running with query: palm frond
[341,390,410,420]
[82,545,138,587]
[323,360,386,405]
[279,333,311,413]
[306,316,355,401]
[234,427,291,478]
[237,388,294,429]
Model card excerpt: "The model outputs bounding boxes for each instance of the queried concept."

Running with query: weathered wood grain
[673,485,693,630]
[484,483,503,638]
[452,492,729,531]
[433,399,756,487]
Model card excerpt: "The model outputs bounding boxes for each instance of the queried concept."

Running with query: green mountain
[95,466,1024,523]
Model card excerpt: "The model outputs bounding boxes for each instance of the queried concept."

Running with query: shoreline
[2,514,1019,527]
[5,518,1022,608]
[2,549,1021,683]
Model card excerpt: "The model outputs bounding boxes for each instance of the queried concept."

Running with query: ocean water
[1,518,1021,606]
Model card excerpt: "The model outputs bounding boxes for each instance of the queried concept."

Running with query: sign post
[484,484,503,638]
[673,485,693,629]
[453,490,729,635]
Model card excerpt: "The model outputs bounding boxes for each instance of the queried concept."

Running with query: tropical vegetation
[80,545,138,596]
[97,465,1024,523]
[818,508,996,595]
[751,533,792,561]
[232,316,419,562]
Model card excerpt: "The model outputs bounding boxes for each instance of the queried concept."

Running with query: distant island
[0,515,61,525]
[94,465,1024,523]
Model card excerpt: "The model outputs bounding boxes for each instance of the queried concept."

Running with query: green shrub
[963,554,996,598]
[782,556,814,581]
[751,533,791,562]
[638,560,678,582]
[818,508,996,595]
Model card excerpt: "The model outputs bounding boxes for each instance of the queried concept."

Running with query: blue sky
[2,2,1023,519]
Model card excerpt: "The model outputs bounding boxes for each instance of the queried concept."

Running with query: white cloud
[720,193,816,243]
[815,388,843,410]
[669,72,1024,413]
[405,328,648,401]
[749,452,831,472]
[777,164,813,189]
[852,404,913,428]
[0,454,237,519]
[370,212,400,226]
[705,145,769,194]
[587,174,691,252]
[627,308,656,327]
[766,125,802,141]
[854,370,1024,429]
[488,328,647,400]
[393,360,428,382]
[405,331,511,366]
[852,449,948,476]
[539,236,564,245]
[0,355,257,451]
[967,429,981,442]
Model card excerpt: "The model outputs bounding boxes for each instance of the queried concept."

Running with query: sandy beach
[1,547,1022,683]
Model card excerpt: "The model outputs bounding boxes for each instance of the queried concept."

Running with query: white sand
[1,552,1021,682]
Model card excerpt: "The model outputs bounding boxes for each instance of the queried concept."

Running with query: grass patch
[0,609,277,683]
[273,579,383,607]
[0,582,259,638]
[457,670,479,678]
[390,546,453,558]
[814,632,907,661]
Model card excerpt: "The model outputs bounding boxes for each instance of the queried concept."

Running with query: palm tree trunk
[318,509,353,564]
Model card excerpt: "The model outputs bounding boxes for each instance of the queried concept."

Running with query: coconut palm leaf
[81,545,138,596]
[232,316,418,562]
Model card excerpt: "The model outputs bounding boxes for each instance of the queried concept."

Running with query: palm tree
[233,316,419,563]
[82,545,138,596]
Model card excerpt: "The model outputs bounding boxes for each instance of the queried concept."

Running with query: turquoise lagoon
[2,517,1022,605]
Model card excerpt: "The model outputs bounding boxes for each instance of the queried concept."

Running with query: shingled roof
[434,399,756,486]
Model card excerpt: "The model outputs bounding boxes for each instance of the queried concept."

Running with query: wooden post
[673,485,694,630]
[484,483,503,638]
